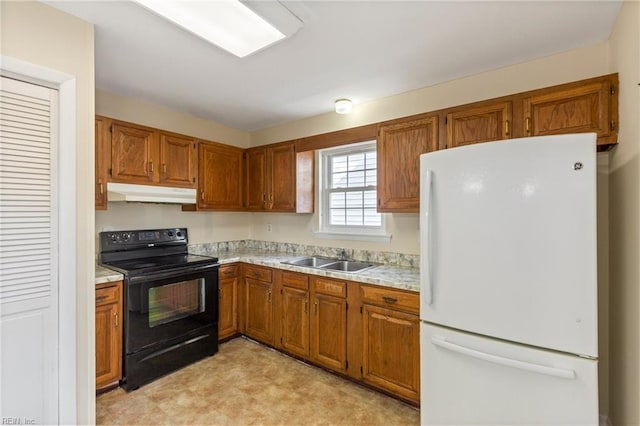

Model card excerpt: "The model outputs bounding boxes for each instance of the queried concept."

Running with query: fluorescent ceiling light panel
[134,0,294,58]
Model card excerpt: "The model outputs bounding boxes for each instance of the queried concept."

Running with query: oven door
[125,266,218,355]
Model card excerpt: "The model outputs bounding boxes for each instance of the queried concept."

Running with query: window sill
[313,230,392,243]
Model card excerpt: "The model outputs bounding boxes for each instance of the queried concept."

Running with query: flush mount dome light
[133,0,303,58]
[335,99,353,114]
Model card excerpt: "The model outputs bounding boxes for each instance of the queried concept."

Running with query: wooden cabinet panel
[360,285,419,314]
[280,286,310,358]
[244,142,313,213]
[159,133,196,188]
[95,281,122,391]
[197,141,244,210]
[311,293,347,373]
[219,265,238,341]
[95,116,110,210]
[361,304,420,402]
[111,122,157,184]
[244,147,267,211]
[269,143,296,212]
[446,101,512,148]
[523,79,615,146]
[377,116,438,212]
[245,277,273,344]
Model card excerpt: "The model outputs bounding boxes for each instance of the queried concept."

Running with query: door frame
[1,55,80,424]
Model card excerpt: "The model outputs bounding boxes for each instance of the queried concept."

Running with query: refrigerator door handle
[422,169,433,304]
[431,336,576,380]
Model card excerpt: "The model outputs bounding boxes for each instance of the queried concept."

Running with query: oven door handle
[127,264,219,284]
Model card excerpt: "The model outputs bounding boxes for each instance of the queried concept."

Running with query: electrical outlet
[266,223,273,233]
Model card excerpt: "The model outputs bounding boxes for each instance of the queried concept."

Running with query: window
[317,141,389,241]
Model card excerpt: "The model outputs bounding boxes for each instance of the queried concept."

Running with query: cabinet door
[268,143,296,212]
[244,147,267,211]
[198,142,244,210]
[362,304,420,402]
[378,116,438,212]
[310,293,347,373]
[111,122,157,184]
[95,116,110,210]
[245,277,273,344]
[280,286,310,357]
[218,273,238,341]
[95,283,122,390]
[523,80,614,145]
[159,133,196,188]
[446,101,512,149]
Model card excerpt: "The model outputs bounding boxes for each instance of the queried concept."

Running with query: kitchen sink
[284,256,339,268]
[320,260,377,273]
[282,256,377,273]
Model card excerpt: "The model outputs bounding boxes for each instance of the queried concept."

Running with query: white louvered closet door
[0,76,59,424]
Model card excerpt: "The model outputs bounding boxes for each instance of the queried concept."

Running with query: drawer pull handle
[253,271,261,278]
[382,296,398,304]
[96,295,108,302]
[223,270,234,276]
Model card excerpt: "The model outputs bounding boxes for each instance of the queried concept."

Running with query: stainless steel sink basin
[320,260,377,273]
[284,256,338,267]
[282,256,378,273]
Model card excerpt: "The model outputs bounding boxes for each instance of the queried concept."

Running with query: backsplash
[189,239,419,268]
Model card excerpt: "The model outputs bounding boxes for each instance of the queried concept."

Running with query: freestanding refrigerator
[419,133,599,425]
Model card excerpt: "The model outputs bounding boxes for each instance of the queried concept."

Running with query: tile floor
[97,337,420,425]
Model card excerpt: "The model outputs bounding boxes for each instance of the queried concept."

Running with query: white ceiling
[46,1,622,132]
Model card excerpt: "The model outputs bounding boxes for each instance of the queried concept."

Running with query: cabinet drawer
[281,271,309,290]
[313,278,346,298]
[219,264,239,279]
[95,285,119,306]
[244,264,272,282]
[360,285,419,314]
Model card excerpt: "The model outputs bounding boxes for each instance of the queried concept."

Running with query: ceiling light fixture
[335,99,353,114]
[133,0,303,58]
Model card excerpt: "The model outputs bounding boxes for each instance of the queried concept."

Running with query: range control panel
[100,228,188,251]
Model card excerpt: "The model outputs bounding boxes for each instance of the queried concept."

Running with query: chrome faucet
[339,249,347,261]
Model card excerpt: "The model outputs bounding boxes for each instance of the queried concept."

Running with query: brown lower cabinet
[218,264,239,341]
[310,277,348,373]
[95,281,123,391]
[243,265,274,345]
[243,265,419,405]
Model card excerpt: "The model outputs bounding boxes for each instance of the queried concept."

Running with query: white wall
[0,1,95,423]
[96,90,249,148]
[607,1,640,425]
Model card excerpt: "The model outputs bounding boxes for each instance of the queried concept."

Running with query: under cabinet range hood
[107,182,197,204]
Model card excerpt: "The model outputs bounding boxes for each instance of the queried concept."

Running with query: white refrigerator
[419,133,599,425]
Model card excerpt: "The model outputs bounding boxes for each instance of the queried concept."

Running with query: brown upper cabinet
[196,141,244,210]
[522,77,617,146]
[109,120,197,188]
[445,100,513,148]
[95,116,110,210]
[244,142,313,213]
[377,115,439,212]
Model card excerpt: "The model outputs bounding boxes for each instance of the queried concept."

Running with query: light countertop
[211,249,420,292]
[95,264,124,285]
[95,250,420,292]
